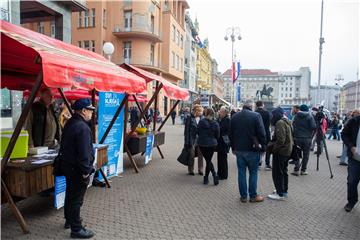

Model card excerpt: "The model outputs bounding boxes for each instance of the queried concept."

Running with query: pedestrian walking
[171,110,176,125]
[130,106,139,128]
[230,100,266,203]
[291,104,316,176]
[217,106,231,180]
[255,101,272,170]
[198,108,220,185]
[267,107,293,201]
[328,114,341,140]
[339,110,360,165]
[341,114,360,212]
[59,98,95,238]
[184,104,204,175]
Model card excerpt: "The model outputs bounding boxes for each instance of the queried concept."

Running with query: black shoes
[344,203,354,212]
[188,172,195,176]
[203,176,209,185]
[64,218,83,229]
[71,228,94,239]
[213,175,219,186]
[198,171,204,176]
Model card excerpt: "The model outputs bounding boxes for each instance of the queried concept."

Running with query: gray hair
[243,100,254,109]
[220,106,229,115]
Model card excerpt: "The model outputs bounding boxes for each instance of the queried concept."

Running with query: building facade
[1,0,85,129]
[222,69,235,106]
[340,80,360,114]
[310,85,340,112]
[211,59,224,99]
[196,39,212,93]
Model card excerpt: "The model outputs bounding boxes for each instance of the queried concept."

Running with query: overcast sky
[187,0,359,86]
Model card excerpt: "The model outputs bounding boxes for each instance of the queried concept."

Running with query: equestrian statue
[256,84,273,100]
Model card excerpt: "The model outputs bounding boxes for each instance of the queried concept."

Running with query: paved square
[1,121,360,239]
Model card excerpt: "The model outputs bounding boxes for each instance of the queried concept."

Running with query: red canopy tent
[0,20,147,233]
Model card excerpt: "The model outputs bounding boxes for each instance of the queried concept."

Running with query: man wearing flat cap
[59,98,95,238]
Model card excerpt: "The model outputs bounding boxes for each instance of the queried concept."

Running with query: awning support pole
[91,89,96,143]
[133,94,148,124]
[153,82,159,132]
[1,70,43,234]
[57,88,74,117]
[157,100,180,131]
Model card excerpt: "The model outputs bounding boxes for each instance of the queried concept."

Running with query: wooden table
[2,145,108,199]
[126,131,165,155]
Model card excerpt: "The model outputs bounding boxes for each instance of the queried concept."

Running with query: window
[51,21,55,38]
[176,30,180,45]
[180,58,183,71]
[84,40,90,50]
[290,87,292,91]
[91,8,95,27]
[124,10,132,31]
[91,40,95,52]
[37,22,44,34]
[290,93,292,97]
[150,44,155,66]
[176,55,179,70]
[180,34,183,48]
[123,41,132,63]
[184,58,188,66]
[103,9,107,27]
[78,41,82,48]
[171,51,175,68]
[78,12,82,28]
[84,10,89,28]
[151,15,155,34]
[296,87,299,91]
[172,25,176,41]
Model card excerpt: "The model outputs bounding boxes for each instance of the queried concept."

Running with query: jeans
[235,151,260,199]
[272,154,289,197]
[347,158,360,206]
[328,128,341,140]
[200,146,216,177]
[294,137,312,172]
[340,144,348,164]
[64,174,89,232]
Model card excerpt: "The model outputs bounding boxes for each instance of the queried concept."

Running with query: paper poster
[145,134,154,165]
[54,176,66,209]
[98,92,125,180]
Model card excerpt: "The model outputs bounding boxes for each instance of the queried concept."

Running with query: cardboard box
[0,130,29,159]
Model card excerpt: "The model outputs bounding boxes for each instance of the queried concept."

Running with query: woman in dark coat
[217,106,231,180]
[184,105,204,175]
[197,108,220,185]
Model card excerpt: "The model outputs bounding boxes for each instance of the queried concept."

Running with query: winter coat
[256,107,272,143]
[184,114,198,146]
[217,116,231,152]
[197,118,220,147]
[273,118,294,157]
[341,115,360,159]
[230,108,266,152]
[292,111,316,139]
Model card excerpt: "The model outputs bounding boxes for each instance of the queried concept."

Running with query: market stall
[0,20,147,233]
[120,63,189,164]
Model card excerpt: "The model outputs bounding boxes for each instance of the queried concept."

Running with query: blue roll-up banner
[54,176,66,209]
[98,92,125,180]
[237,84,241,102]
[145,134,154,165]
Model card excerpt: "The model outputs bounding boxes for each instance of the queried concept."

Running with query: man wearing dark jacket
[291,104,316,176]
[341,114,360,212]
[60,98,95,238]
[255,101,272,169]
[230,100,266,203]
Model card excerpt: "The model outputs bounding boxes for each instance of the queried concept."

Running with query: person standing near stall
[60,98,95,238]
[217,106,231,180]
[25,87,61,148]
[171,110,177,125]
[198,108,220,185]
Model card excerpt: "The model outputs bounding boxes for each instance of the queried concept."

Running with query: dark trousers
[171,117,175,125]
[348,158,360,206]
[64,175,89,232]
[217,150,228,179]
[200,146,216,177]
[294,137,312,172]
[272,154,289,197]
[265,150,271,166]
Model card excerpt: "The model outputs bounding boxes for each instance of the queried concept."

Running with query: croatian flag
[232,61,241,83]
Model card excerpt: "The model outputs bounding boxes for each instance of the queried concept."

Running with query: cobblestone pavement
[2,120,360,239]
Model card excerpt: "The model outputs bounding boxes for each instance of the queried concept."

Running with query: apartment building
[310,85,340,112]
[211,59,224,99]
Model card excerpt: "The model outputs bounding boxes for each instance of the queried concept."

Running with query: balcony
[120,57,164,73]
[58,1,87,12]
[113,18,162,43]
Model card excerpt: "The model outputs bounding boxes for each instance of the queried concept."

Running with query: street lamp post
[224,27,241,107]
[316,0,325,106]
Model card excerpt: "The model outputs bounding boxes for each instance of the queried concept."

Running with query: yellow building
[339,88,347,114]
[196,39,212,92]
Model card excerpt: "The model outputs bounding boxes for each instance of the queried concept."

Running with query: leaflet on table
[97,92,124,181]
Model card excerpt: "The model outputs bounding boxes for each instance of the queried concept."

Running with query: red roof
[1,20,146,94]
[223,69,278,76]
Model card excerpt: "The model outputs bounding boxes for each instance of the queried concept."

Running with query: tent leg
[91,89,96,143]
[133,95,148,124]
[124,144,139,173]
[57,88,74,117]
[153,82,159,131]
[156,146,164,159]
[99,168,111,188]
[1,179,29,234]
[158,100,180,131]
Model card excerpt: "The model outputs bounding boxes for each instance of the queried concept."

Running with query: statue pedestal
[263,100,274,111]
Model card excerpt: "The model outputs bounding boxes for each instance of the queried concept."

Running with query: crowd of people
[181,100,360,211]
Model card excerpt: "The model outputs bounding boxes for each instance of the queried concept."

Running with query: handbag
[177,146,195,166]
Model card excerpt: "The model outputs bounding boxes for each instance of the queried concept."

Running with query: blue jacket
[60,113,95,176]
[197,118,220,147]
[230,108,266,152]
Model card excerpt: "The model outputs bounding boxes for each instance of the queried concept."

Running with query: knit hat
[271,107,284,126]
[300,104,309,112]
